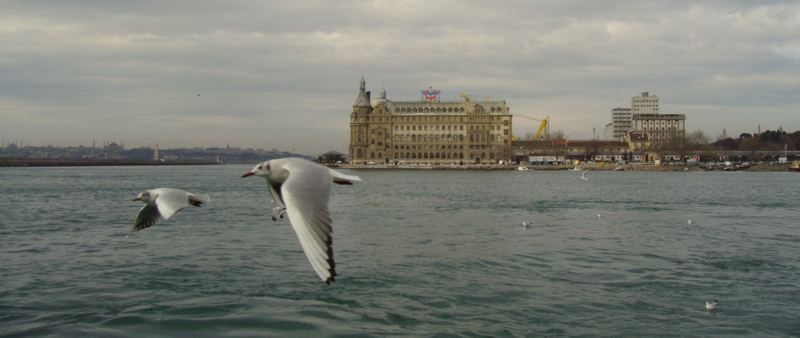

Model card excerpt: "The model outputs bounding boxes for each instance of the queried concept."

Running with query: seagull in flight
[581,170,589,181]
[130,188,209,233]
[242,158,362,284]
[705,300,718,311]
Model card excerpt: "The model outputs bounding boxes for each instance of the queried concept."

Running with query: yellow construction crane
[513,114,550,141]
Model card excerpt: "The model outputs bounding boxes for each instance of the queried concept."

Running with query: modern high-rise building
[612,107,632,140]
[631,92,659,113]
[349,78,513,165]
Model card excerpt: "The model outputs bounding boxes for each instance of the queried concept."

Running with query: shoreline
[0,159,221,167]
[335,163,795,172]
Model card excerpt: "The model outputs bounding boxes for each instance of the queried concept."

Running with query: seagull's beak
[241,171,255,178]
[132,197,141,201]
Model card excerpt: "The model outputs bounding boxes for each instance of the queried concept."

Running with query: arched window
[357,149,362,158]
[370,152,375,159]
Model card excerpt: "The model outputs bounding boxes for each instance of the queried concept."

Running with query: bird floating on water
[242,157,362,284]
[522,221,531,228]
[688,219,694,225]
[597,214,602,218]
[705,300,718,311]
[130,188,209,233]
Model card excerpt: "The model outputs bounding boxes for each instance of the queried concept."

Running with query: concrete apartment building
[631,92,659,113]
[612,92,661,141]
[612,107,632,140]
[349,78,513,165]
[610,91,685,152]
[632,113,686,151]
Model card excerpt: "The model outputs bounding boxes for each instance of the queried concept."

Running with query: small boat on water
[614,166,624,171]
[516,166,529,171]
[790,161,800,172]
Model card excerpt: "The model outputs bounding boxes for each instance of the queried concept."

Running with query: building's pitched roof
[353,78,371,107]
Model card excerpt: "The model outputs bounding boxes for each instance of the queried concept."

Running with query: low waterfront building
[317,151,347,164]
[511,139,639,163]
[349,78,513,165]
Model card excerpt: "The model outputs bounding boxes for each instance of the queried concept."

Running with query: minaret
[153,144,160,161]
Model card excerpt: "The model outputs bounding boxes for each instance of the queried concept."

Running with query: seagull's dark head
[242,161,272,179]
[133,190,153,203]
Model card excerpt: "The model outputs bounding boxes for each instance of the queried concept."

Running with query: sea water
[1,165,799,337]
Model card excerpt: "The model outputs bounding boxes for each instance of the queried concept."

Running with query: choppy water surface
[1,165,799,337]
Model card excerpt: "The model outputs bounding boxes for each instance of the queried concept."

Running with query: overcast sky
[1,1,798,154]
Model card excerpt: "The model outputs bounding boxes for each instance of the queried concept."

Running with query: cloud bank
[1,0,798,153]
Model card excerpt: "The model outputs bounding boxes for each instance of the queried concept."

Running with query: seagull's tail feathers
[329,169,362,185]
[188,193,211,207]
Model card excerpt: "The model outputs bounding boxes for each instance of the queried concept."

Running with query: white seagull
[131,188,209,232]
[581,171,589,181]
[242,158,362,284]
[705,300,718,311]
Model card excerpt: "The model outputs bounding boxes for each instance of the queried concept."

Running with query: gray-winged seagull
[131,188,209,232]
[242,157,362,284]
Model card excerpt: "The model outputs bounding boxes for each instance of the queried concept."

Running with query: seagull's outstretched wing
[152,188,191,220]
[132,203,163,232]
[281,161,336,284]
[329,168,362,185]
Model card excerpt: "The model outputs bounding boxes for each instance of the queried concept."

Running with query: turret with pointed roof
[353,77,371,108]
[350,77,372,163]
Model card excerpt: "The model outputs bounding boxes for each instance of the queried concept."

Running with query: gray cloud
[1,0,798,153]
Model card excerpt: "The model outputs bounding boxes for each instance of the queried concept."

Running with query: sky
[1,0,799,154]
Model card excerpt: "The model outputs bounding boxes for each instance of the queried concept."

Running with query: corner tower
[349,77,372,163]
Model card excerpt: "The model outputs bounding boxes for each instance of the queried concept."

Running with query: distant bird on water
[688,219,694,225]
[130,188,209,233]
[242,157,362,284]
[705,300,718,311]
[522,221,531,228]
[581,171,589,181]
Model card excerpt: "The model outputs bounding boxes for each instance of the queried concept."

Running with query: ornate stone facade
[349,79,513,165]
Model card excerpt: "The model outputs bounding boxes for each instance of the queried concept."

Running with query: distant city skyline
[1,1,798,155]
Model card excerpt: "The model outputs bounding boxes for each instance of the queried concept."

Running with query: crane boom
[513,114,550,140]
[534,119,548,140]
